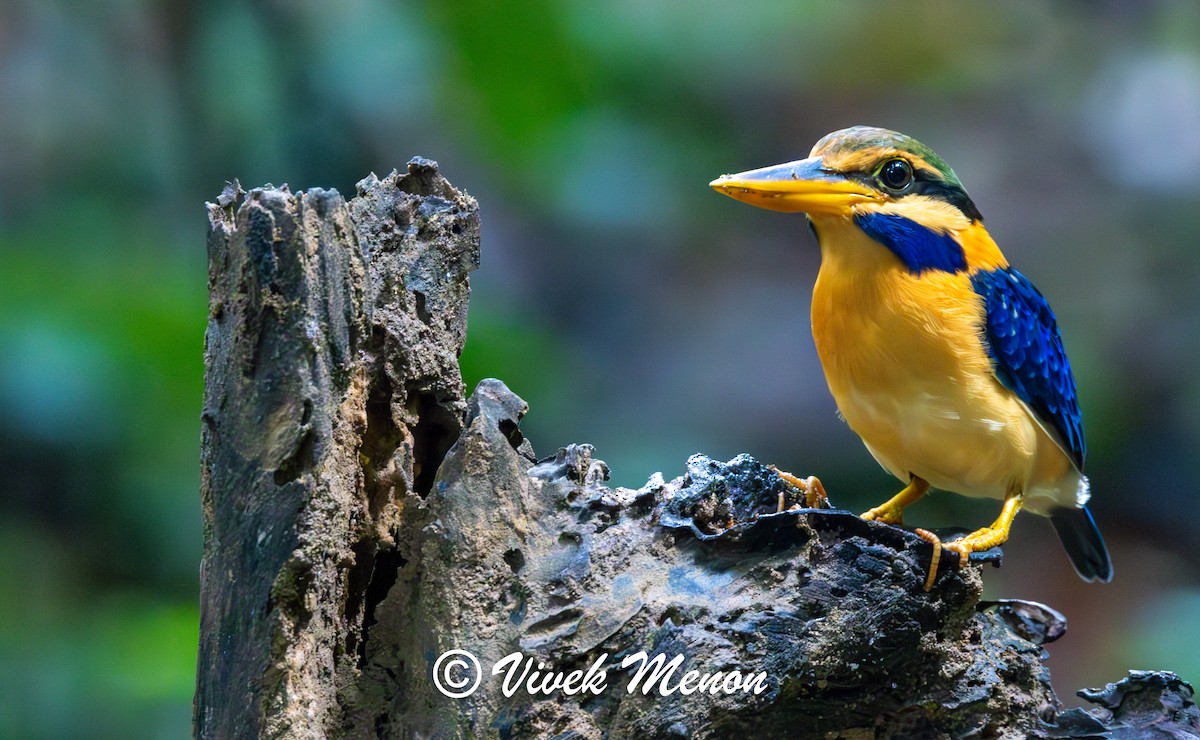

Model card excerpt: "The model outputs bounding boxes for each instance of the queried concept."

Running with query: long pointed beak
[709,156,878,215]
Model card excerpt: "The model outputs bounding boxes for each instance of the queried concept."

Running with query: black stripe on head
[843,165,983,223]
[911,170,983,222]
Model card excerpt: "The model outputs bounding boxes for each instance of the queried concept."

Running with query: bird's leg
[861,475,929,525]
[770,466,829,510]
[943,490,1024,567]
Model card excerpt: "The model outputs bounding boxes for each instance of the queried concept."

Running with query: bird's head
[711,126,991,273]
[711,126,982,225]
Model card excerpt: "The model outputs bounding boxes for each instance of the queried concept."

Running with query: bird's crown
[811,126,982,222]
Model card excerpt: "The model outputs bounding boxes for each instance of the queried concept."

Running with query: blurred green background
[3,1,1199,736]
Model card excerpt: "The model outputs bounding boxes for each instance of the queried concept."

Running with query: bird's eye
[878,159,914,192]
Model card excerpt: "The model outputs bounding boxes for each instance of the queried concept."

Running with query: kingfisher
[710,126,1112,582]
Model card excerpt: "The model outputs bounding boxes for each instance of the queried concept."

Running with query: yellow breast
[807,217,1076,509]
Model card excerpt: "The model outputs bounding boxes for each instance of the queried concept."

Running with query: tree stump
[195,160,1199,739]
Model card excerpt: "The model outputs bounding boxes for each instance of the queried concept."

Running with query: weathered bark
[197,159,476,738]
[195,162,1199,739]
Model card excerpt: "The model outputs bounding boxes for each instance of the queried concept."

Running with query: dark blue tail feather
[1050,506,1113,583]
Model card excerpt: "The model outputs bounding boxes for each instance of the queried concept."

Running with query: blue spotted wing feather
[971,268,1086,470]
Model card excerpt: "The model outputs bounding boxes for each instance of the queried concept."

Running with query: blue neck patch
[852,212,967,274]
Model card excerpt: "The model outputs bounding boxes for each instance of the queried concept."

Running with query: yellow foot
[770,466,829,510]
[914,528,942,592]
[861,502,905,526]
[944,526,1009,568]
[943,492,1023,567]
[861,476,930,526]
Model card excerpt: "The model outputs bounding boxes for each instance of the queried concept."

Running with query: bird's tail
[1050,506,1113,583]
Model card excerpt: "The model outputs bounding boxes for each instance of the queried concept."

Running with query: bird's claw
[861,504,904,526]
[943,529,1003,568]
[859,477,929,526]
[941,494,1020,567]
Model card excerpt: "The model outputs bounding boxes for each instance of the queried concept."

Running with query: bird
[709,126,1112,583]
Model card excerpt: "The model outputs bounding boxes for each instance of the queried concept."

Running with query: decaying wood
[197,159,475,738]
[195,161,1199,739]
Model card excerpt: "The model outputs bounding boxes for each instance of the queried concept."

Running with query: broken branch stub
[197,159,479,739]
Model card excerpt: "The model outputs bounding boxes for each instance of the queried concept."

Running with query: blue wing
[971,267,1086,470]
